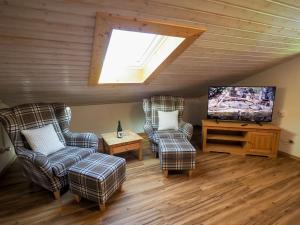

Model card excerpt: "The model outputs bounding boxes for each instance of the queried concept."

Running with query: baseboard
[279,151,300,160]
[0,154,16,177]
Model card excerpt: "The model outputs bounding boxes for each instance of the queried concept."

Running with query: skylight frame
[89,12,206,86]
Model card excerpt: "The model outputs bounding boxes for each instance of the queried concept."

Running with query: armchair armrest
[144,120,154,137]
[16,147,64,192]
[16,147,53,177]
[64,131,99,149]
[178,120,193,140]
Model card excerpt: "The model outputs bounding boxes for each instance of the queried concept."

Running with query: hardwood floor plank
[1,133,300,225]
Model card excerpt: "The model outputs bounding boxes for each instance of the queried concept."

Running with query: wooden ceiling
[1,0,300,106]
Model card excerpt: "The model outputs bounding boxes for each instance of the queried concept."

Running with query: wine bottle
[117,120,123,138]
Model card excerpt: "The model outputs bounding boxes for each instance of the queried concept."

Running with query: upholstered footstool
[159,138,196,177]
[68,153,126,211]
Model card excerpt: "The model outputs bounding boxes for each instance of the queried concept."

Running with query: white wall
[70,102,145,136]
[0,100,16,174]
[171,56,300,158]
[70,98,206,136]
[182,97,208,125]
[236,55,300,157]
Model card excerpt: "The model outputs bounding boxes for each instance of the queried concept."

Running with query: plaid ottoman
[159,138,196,177]
[68,153,126,211]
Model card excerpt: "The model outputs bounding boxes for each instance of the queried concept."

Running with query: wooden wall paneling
[0,5,95,27]
[68,0,300,37]
[183,47,295,58]
[0,0,300,104]
[0,16,94,36]
[155,0,300,30]
[6,0,300,42]
[218,0,300,21]
[201,33,300,50]
[0,27,93,44]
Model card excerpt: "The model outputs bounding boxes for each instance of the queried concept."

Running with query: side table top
[101,130,143,146]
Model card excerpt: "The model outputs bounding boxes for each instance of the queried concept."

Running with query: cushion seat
[151,130,186,144]
[48,146,96,177]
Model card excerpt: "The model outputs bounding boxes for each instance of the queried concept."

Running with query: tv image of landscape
[208,86,276,122]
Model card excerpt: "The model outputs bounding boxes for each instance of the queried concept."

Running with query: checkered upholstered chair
[143,96,193,155]
[0,103,102,200]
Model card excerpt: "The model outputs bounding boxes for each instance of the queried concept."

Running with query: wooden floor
[1,133,300,225]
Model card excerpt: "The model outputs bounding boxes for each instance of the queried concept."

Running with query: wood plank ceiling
[0,0,300,106]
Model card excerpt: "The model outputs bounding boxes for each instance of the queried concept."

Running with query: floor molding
[279,150,300,160]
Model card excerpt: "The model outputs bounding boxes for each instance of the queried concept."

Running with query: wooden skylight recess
[89,13,205,85]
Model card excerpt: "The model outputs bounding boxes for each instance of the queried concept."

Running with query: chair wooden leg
[53,191,60,200]
[74,194,81,203]
[163,170,168,178]
[99,203,106,211]
[187,170,193,177]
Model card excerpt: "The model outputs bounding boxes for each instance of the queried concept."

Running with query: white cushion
[21,124,65,156]
[158,110,179,131]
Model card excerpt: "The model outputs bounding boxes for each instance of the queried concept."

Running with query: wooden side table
[101,130,143,160]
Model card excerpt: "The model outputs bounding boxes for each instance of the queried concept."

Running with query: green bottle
[117,120,123,138]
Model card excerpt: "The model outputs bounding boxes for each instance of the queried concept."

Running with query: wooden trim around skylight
[89,12,206,86]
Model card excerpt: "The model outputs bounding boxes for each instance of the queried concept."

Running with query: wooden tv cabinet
[202,120,281,158]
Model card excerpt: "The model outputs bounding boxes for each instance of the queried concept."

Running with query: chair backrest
[143,96,184,129]
[0,103,71,149]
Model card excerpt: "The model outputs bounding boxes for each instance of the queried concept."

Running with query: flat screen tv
[207,86,276,122]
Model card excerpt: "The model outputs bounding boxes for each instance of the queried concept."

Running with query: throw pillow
[21,124,65,155]
[158,110,179,131]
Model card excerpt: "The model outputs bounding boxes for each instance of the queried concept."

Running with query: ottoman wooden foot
[53,191,60,200]
[163,170,168,177]
[99,203,106,211]
[187,170,193,177]
[74,194,81,203]
[118,184,123,192]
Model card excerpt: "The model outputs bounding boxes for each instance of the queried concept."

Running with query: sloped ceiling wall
[0,0,300,106]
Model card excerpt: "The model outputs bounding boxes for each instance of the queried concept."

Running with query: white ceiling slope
[0,0,300,106]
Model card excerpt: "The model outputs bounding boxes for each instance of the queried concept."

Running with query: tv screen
[207,86,276,122]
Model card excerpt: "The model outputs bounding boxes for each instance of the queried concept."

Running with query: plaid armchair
[0,103,103,199]
[143,96,193,154]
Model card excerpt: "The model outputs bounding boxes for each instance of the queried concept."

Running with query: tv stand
[202,120,281,158]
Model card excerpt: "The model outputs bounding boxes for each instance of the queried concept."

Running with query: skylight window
[89,13,205,85]
[99,29,184,83]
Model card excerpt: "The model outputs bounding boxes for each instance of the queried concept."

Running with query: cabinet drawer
[111,142,141,154]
